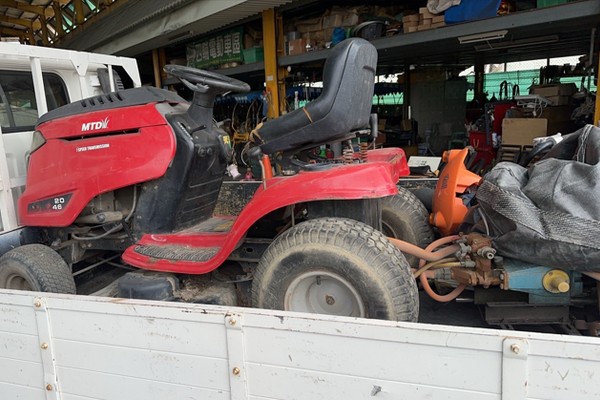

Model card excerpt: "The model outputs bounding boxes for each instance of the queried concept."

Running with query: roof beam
[0,27,34,44]
[52,1,64,37]
[74,0,84,25]
[0,15,33,29]
[0,0,46,16]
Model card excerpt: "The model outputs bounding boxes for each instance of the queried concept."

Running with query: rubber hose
[413,259,464,278]
[418,235,466,302]
[388,236,460,262]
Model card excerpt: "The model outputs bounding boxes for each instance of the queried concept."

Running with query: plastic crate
[537,0,568,7]
[242,47,264,64]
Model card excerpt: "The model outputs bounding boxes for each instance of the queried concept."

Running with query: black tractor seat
[251,38,378,155]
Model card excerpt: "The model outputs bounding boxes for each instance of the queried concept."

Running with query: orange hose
[262,154,273,180]
[420,273,467,302]
[388,235,466,302]
[418,235,466,302]
[388,236,460,262]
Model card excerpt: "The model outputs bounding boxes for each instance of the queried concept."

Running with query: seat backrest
[255,38,378,154]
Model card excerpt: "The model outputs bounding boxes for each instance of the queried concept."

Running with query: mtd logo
[82,117,110,132]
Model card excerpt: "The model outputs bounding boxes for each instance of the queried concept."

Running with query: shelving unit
[216,0,599,78]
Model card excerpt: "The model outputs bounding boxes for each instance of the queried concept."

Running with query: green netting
[466,70,596,101]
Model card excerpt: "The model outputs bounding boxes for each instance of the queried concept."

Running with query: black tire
[381,189,435,267]
[252,218,418,321]
[0,244,76,293]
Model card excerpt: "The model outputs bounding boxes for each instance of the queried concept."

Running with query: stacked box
[530,83,577,106]
[402,14,419,33]
[416,7,445,31]
[431,15,446,29]
[288,38,307,56]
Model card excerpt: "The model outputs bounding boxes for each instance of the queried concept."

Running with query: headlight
[30,130,46,153]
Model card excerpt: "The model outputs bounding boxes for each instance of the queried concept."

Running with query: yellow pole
[262,8,283,118]
[152,48,162,88]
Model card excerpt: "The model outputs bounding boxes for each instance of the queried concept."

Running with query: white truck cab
[0,42,141,235]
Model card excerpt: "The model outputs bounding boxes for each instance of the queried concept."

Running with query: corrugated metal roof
[58,0,296,56]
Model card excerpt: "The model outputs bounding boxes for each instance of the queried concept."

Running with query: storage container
[537,0,568,7]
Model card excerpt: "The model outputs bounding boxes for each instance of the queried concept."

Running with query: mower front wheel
[381,189,435,267]
[0,244,76,294]
[252,218,418,321]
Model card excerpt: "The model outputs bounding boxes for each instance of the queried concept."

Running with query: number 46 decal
[52,197,66,210]
[27,193,73,214]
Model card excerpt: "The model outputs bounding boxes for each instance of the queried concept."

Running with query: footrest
[133,245,219,262]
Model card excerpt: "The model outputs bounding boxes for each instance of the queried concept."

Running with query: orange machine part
[431,148,481,236]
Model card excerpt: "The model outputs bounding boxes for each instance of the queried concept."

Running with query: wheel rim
[3,273,34,290]
[285,271,365,317]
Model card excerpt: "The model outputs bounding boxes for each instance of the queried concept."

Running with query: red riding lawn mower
[0,38,434,322]
[3,36,598,333]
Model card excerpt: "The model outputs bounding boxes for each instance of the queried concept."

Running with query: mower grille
[133,245,219,262]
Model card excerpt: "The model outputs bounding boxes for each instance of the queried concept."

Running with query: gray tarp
[475,124,600,271]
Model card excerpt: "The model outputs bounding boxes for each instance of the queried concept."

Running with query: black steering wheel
[164,64,250,94]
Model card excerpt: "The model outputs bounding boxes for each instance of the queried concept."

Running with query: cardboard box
[530,83,577,97]
[417,25,431,31]
[542,105,575,134]
[288,38,307,56]
[407,26,418,33]
[502,118,547,147]
[432,15,445,23]
[302,30,325,43]
[322,13,343,29]
[402,15,419,23]
[375,131,386,145]
[546,95,570,106]
[401,119,412,131]
[403,21,418,32]
[419,7,435,18]
[296,17,323,33]
[420,18,432,25]
[432,22,446,28]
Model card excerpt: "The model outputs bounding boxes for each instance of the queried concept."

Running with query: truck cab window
[0,71,68,133]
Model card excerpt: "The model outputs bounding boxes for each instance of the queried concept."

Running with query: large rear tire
[252,218,418,321]
[381,189,435,267]
[0,244,76,293]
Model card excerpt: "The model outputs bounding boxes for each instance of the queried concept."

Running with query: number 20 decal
[27,193,73,214]
[52,197,66,210]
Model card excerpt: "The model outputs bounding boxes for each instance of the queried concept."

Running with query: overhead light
[474,35,559,51]
[458,30,508,44]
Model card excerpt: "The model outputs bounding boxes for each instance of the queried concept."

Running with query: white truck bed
[1,289,598,400]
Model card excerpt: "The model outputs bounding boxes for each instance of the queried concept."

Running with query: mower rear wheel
[0,244,76,294]
[381,189,435,267]
[252,218,418,321]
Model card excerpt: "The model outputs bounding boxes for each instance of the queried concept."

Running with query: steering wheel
[164,64,250,94]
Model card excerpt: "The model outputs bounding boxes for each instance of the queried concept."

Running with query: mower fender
[124,149,407,274]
